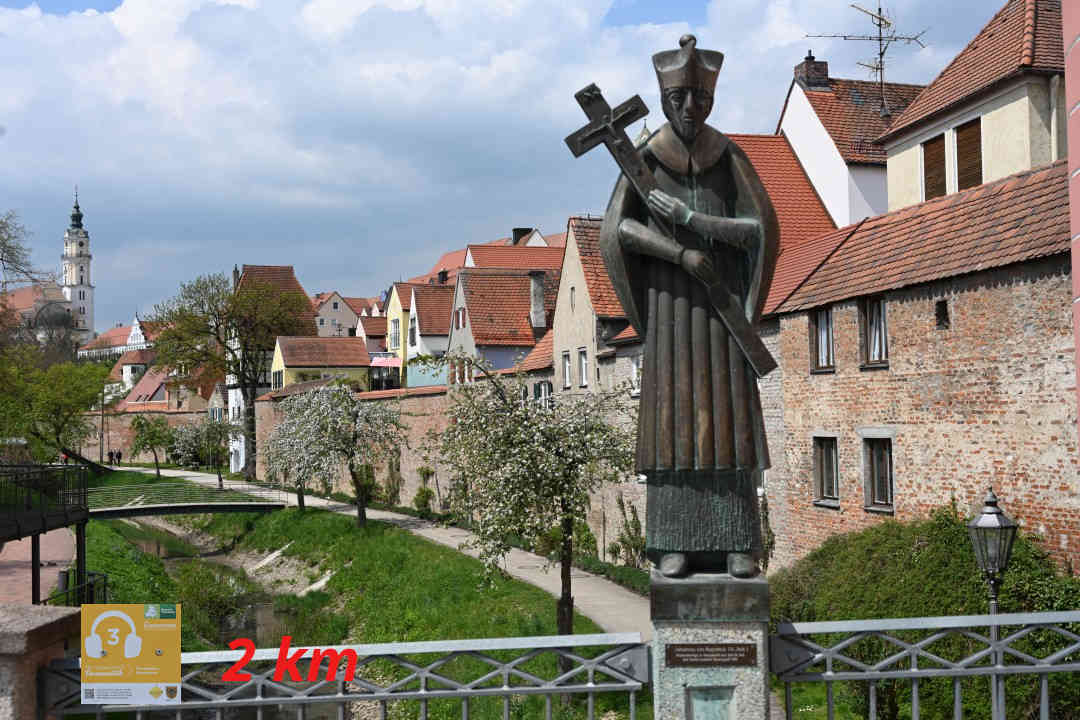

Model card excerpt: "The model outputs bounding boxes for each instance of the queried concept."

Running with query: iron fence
[43,570,109,607]
[0,464,88,541]
[40,632,650,720]
[770,609,1080,719]
[87,478,286,514]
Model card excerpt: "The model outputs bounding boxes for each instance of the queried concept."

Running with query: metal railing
[43,570,108,606]
[0,464,88,541]
[41,632,649,719]
[771,609,1080,719]
[86,478,286,515]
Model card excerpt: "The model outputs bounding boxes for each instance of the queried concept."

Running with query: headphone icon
[85,611,142,659]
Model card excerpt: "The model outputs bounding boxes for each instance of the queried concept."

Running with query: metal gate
[40,632,650,719]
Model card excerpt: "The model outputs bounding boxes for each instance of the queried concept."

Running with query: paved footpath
[0,527,75,604]
[115,467,653,640]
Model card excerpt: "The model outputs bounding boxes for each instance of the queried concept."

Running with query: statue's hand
[648,190,693,226]
[681,248,715,285]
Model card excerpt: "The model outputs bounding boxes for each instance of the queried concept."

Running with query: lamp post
[968,487,1018,720]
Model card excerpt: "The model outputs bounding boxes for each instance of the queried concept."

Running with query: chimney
[528,271,546,329]
[437,268,449,285]
[512,227,533,246]
[232,264,241,289]
[794,51,830,90]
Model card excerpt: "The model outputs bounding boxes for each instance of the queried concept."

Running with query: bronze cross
[564,84,666,229]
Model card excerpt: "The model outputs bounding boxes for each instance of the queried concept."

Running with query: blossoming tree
[436,359,635,637]
[264,383,406,524]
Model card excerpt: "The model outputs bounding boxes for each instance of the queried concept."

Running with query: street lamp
[968,487,1017,720]
[967,487,1018,613]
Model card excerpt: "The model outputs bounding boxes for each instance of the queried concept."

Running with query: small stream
[120,524,342,720]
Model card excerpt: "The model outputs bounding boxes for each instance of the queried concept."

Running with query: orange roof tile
[466,245,565,271]
[277,336,371,367]
[238,265,318,334]
[543,232,568,248]
[356,385,447,401]
[79,325,131,351]
[569,216,625,318]
[359,316,387,337]
[343,296,377,315]
[609,325,640,344]
[459,268,559,347]
[0,283,64,314]
[410,284,455,337]
[117,367,169,409]
[393,282,418,311]
[797,79,924,164]
[881,0,1063,143]
[774,160,1068,313]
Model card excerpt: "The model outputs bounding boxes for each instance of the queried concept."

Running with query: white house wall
[779,83,851,226]
[847,165,887,222]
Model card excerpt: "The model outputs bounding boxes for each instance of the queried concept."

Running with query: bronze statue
[567,35,779,579]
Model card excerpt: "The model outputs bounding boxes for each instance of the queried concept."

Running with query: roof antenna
[807,3,927,117]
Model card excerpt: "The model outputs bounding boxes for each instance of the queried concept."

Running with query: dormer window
[922,133,946,201]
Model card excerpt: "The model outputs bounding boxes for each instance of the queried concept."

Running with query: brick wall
[78,410,207,463]
[1065,0,1080,428]
[766,256,1080,572]
[757,317,790,572]
[254,389,452,507]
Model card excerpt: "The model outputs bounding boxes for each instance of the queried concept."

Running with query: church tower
[60,189,94,342]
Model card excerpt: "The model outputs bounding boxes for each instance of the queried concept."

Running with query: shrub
[413,486,435,518]
[770,504,1080,719]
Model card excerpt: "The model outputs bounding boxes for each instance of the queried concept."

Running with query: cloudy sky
[2,0,1002,332]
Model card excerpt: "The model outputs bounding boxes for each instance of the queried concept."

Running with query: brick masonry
[1065,0,1080,420]
[78,410,207,463]
[763,255,1080,572]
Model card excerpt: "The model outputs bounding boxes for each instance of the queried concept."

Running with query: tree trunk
[350,467,367,528]
[296,484,305,511]
[557,511,575,680]
[152,449,160,479]
[242,387,257,479]
[216,460,223,490]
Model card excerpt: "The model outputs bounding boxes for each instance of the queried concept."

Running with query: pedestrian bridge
[87,478,287,519]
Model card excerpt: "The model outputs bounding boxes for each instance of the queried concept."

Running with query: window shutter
[923,133,946,200]
[533,382,541,401]
[955,117,982,191]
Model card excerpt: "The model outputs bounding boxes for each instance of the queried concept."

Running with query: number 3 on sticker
[222,638,255,682]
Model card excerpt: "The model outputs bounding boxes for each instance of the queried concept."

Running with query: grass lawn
[178,508,651,719]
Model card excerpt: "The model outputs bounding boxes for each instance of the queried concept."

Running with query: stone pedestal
[0,604,80,720]
[651,571,770,720]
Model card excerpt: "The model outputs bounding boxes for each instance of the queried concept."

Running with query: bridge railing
[86,478,286,511]
[41,632,650,719]
[770,609,1080,720]
[0,464,88,541]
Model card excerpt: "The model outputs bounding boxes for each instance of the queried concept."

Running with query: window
[408,316,417,346]
[813,436,839,504]
[955,117,982,191]
[390,319,400,349]
[935,300,950,329]
[923,133,946,200]
[570,287,576,312]
[562,351,571,389]
[332,301,339,310]
[533,380,554,409]
[629,354,642,396]
[79,305,85,315]
[272,370,283,390]
[859,296,888,367]
[348,327,356,337]
[865,438,893,510]
[809,307,833,371]
[319,318,325,326]
[578,348,588,387]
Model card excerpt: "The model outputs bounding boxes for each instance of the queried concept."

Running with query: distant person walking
[107,450,115,465]
[115,449,122,464]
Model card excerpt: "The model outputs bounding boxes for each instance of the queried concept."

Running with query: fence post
[0,605,80,719]
[651,572,770,719]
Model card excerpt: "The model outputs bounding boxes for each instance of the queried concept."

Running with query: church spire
[70,185,83,229]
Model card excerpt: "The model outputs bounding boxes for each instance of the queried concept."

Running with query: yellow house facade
[384,282,414,384]
[271,336,371,391]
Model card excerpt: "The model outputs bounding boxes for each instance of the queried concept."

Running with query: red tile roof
[459,268,560,347]
[343,296,378,315]
[392,282,417,311]
[411,248,469,284]
[238,265,318,335]
[881,0,1063,143]
[544,232,568,247]
[773,160,1067,314]
[796,79,924,164]
[117,367,169,410]
[410,284,455,337]
[358,315,387,337]
[356,385,447,401]
[257,377,335,402]
[0,283,64,314]
[310,291,334,309]
[609,325,640,344]
[466,245,565,271]
[569,216,625,318]
[79,325,131,351]
[276,336,371,367]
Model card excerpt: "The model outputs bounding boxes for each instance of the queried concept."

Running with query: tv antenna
[807,3,926,117]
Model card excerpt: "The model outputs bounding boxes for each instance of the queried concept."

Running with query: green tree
[149,273,313,477]
[130,415,173,479]
[435,358,635,638]
[201,416,238,488]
